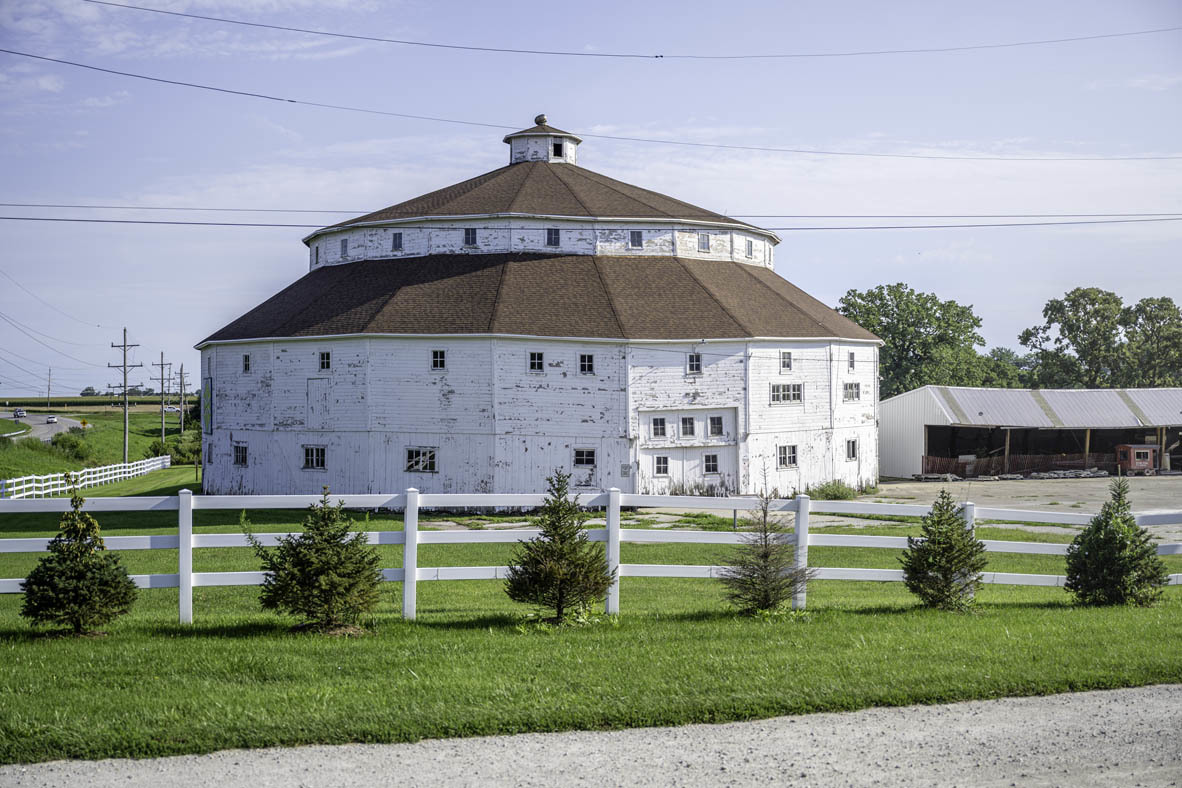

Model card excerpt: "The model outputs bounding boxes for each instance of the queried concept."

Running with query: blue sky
[0,0,1179,397]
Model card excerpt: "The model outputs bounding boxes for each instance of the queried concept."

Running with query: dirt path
[3,685,1179,787]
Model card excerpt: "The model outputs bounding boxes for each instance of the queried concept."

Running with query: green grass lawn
[1,491,1180,765]
[0,419,29,438]
[0,412,191,479]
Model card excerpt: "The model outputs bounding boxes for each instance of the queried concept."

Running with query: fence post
[793,494,810,611]
[963,501,976,534]
[605,487,621,615]
[178,489,193,625]
[402,488,419,621]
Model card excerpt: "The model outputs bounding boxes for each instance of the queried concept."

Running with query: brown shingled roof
[502,122,581,142]
[320,161,761,233]
[201,254,879,344]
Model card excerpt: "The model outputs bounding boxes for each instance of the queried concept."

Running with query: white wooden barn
[197,117,881,495]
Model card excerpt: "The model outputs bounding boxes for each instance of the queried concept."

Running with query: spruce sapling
[719,485,812,615]
[899,489,987,611]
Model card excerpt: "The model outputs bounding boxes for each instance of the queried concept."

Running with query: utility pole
[177,364,190,436]
[151,353,170,444]
[108,328,142,465]
[46,367,51,409]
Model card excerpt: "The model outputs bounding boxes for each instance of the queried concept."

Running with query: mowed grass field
[1,472,1179,764]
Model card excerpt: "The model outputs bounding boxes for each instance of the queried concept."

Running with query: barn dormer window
[697,233,710,252]
[464,228,477,246]
[391,232,403,252]
[629,230,643,249]
[546,228,560,246]
[552,140,564,158]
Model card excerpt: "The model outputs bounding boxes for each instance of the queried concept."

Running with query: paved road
[0,411,83,442]
[2,685,1179,787]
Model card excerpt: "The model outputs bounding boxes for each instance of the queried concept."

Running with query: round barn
[197,117,881,495]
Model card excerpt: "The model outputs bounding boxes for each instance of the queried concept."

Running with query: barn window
[651,417,666,437]
[553,140,564,158]
[574,449,596,467]
[697,232,710,252]
[687,352,702,374]
[780,351,793,372]
[319,351,331,371]
[843,382,861,402]
[406,447,437,473]
[242,354,251,374]
[529,351,544,372]
[655,456,669,476]
[431,349,446,370]
[746,238,754,258]
[848,351,856,371]
[233,444,248,467]
[546,228,561,247]
[629,230,643,249]
[464,228,477,246]
[340,238,348,257]
[704,454,719,474]
[681,416,695,437]
[709,415,723,436]
[778,445,797,468]
[315,246,319,265]
[303,445,325,470]
[771,383,802,404]
[579,354,595,374]
[846,439,859,461]
[391,232,403,252]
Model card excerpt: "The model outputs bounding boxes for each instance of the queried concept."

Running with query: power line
[0,313,108,367]
[0,267,108,328]
[4,215,1182,231]
[2,47,1179,162]
[0,309,109,347]
[82,0,1182,61]
[0,346,92,372]
[4,203,1182,218]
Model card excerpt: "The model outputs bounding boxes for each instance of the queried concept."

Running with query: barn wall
[879,387,950,478]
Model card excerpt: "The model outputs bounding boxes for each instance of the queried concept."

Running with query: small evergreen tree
[245,489,382,631]
[1065,479,1168,606]
[505,471,614,624]
[900,489,988,611]
[719,486,812,615]
[21,485,138,634]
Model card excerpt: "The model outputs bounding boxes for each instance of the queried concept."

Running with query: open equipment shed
[879,385,1182,478]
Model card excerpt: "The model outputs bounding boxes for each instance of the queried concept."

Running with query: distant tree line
[838,284,1182,398]
[79,385,156,396]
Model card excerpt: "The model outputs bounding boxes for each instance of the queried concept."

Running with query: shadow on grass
[415,613,520,631]
[839,598,1075,616]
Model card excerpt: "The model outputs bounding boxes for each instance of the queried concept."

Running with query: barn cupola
[504,114,581,164]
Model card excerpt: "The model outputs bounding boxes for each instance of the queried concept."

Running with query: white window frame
[464,228,477,246]
[704,453,719,474]
[233,443,248,467]
[340,238,348,257]
[770,383,803,404]
[697,232,710,252]
[242,354,251,374]
[391,231,403,252]
[546,228,561,247]
[302,445,326,470]
[843,382,861,402]
[687,352,702,375]
[681,416,695,437]
[780,351,793,373]
[574,448,596,467]
[406,447,438,473]
[655,456,669,476]
[431,349,446,371]
[579,353,595,375]
[528,351,545,373]
[777,444,798,469]
[651,417,666,438]
[848,351,856,372]
[319,351,331,371]
[629,230,643,249]
[745,238,754,258]
[846,439,859,462]
[708,415,723,437]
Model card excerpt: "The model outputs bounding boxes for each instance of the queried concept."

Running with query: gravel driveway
[3,685,1179,787]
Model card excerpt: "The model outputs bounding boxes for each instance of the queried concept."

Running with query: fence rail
[0,490,1179,620]
[0,456,171,500]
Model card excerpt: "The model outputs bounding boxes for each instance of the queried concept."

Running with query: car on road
[46,415,57,424]
[164,406,181,413]
[12,409,26,418]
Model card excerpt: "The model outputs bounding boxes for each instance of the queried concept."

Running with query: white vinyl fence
[0,456,171,500]
[0,489,1179,624]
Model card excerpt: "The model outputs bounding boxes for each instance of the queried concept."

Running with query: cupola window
[697,233,710,252]
[340,238,348,257]
[546,228,560,247]
[552,140,564,158]
[464,228,477,246]
[629,230,643,249]
[391,232,403,252]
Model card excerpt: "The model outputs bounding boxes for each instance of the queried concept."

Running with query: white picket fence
[0,456,171,500]
[0,489,1179,623]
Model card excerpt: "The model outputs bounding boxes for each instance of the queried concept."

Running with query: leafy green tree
[899,490,987,612]
[505,471,613,624]
[1119,297,1182,387]
[21,487,138,634]
[1065,479,1168,606]
[837,283,986,398]
[719,486,812,615]
[79,386,97,397]
[246,489,382,631]
[1019,287,1125,388]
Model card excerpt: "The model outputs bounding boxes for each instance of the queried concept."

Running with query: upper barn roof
[200,253,879,345]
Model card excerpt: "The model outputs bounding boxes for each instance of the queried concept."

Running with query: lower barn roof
[200,254,879,345]
[890,385,1182,429]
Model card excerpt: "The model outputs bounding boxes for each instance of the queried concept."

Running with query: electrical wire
[0,310,110,347]
[82,0,1182,61]
[2,48,1179,162]
[0,268,108,329]
[4,215,1182,230]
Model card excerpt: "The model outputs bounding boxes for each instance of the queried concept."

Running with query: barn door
[306,378,329,430]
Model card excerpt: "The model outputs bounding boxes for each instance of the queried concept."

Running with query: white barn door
[306,378,329,430]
